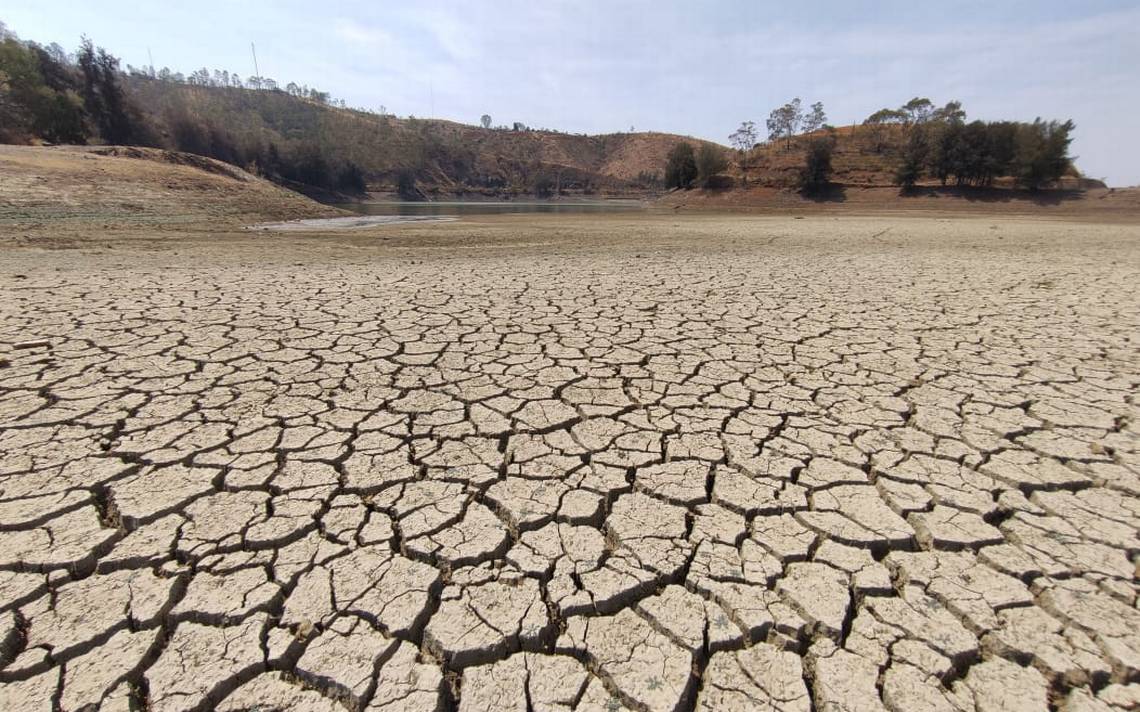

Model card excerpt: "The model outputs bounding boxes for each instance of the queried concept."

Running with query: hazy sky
[5,1,1139,185]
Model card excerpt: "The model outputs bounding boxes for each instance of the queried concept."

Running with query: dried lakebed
[0,216,1138,711]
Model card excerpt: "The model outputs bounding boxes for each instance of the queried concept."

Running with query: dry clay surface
[0,216,1138,712]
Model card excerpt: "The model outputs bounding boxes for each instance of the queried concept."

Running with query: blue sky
[5,1,1139,185]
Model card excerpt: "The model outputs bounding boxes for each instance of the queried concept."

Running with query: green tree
[1013,119,1074,190]
[901,97,933,125]
[931,100,966,124]
[396,169,420,199]
[895,126,930,190]
[0,34,87,143]
[696,143,728,188]
[664,142,697,189]
[799,135,835,194]
[77,37,135,144]
[862,108,906,153]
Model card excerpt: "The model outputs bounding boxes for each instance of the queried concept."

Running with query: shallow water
[339,199,645,216]
[249,215,457,231]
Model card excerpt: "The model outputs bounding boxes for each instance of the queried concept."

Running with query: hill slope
[125,78,718,198]
[0,144,341,244]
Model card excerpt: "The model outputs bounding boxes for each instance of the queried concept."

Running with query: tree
[901,97,933,125]
[480,114,491,129]
[187,68,209,86]
[396,169,419,199]
[1012,119,1074,190]
[932,100,966,124]
[767,97,802,149]
[728,120,757,152]
[895,125,930,190]
[664,142,697,189]
[802,102,827,135]
[799,135,835,194]
[862,108,906,153]
[534,171,556,197]
[696,143,728,188]
[728,120,757,184]
[77,38,135,144]
[928,120,963,186]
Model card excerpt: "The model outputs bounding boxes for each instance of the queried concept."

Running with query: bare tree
[481,114,492,129]
[803,102,827,134]
[767,98,803,150]
[728,121,758,184]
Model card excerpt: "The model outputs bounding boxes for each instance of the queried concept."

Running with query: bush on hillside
[664,142,697,189]
[696,143,728,188]
[396,169,419,200]
[894,127,929,190]
[799,135,835,194]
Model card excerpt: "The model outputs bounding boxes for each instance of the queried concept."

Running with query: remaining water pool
[339,199,646,216]
[249,215,457,231]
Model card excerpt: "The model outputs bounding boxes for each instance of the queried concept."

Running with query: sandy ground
[1,212,1139,712]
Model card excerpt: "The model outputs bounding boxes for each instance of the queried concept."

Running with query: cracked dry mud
[0,215,1138,711]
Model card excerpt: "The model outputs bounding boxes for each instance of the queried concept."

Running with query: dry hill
[125,78,718,198]
[0,144,342,246]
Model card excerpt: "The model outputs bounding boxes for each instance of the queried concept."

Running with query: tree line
[879,98,1075,190]
[0,25,366,193]
[0,27,145,146]
[667,97,835,193]
[132,64,345,109]
[665,94,1075,195]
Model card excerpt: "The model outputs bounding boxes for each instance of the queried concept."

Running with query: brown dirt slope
[0,144,343,244]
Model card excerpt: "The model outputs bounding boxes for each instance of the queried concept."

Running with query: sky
[5,1,1139,185]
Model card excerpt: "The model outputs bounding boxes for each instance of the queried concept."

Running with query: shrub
[894,127,929,190]
[799,136,834,194]
[396,169,419,200]
[696,143,728,188]
[664,142,697,189]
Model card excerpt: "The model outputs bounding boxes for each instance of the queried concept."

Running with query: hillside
[721,124,1100,191]
[0,144,342,245]
[0,27,1104,206]
[132,81,1095,200]
[124,78,717,198]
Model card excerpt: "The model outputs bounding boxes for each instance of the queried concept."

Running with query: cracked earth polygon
[1,216,1137,711]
